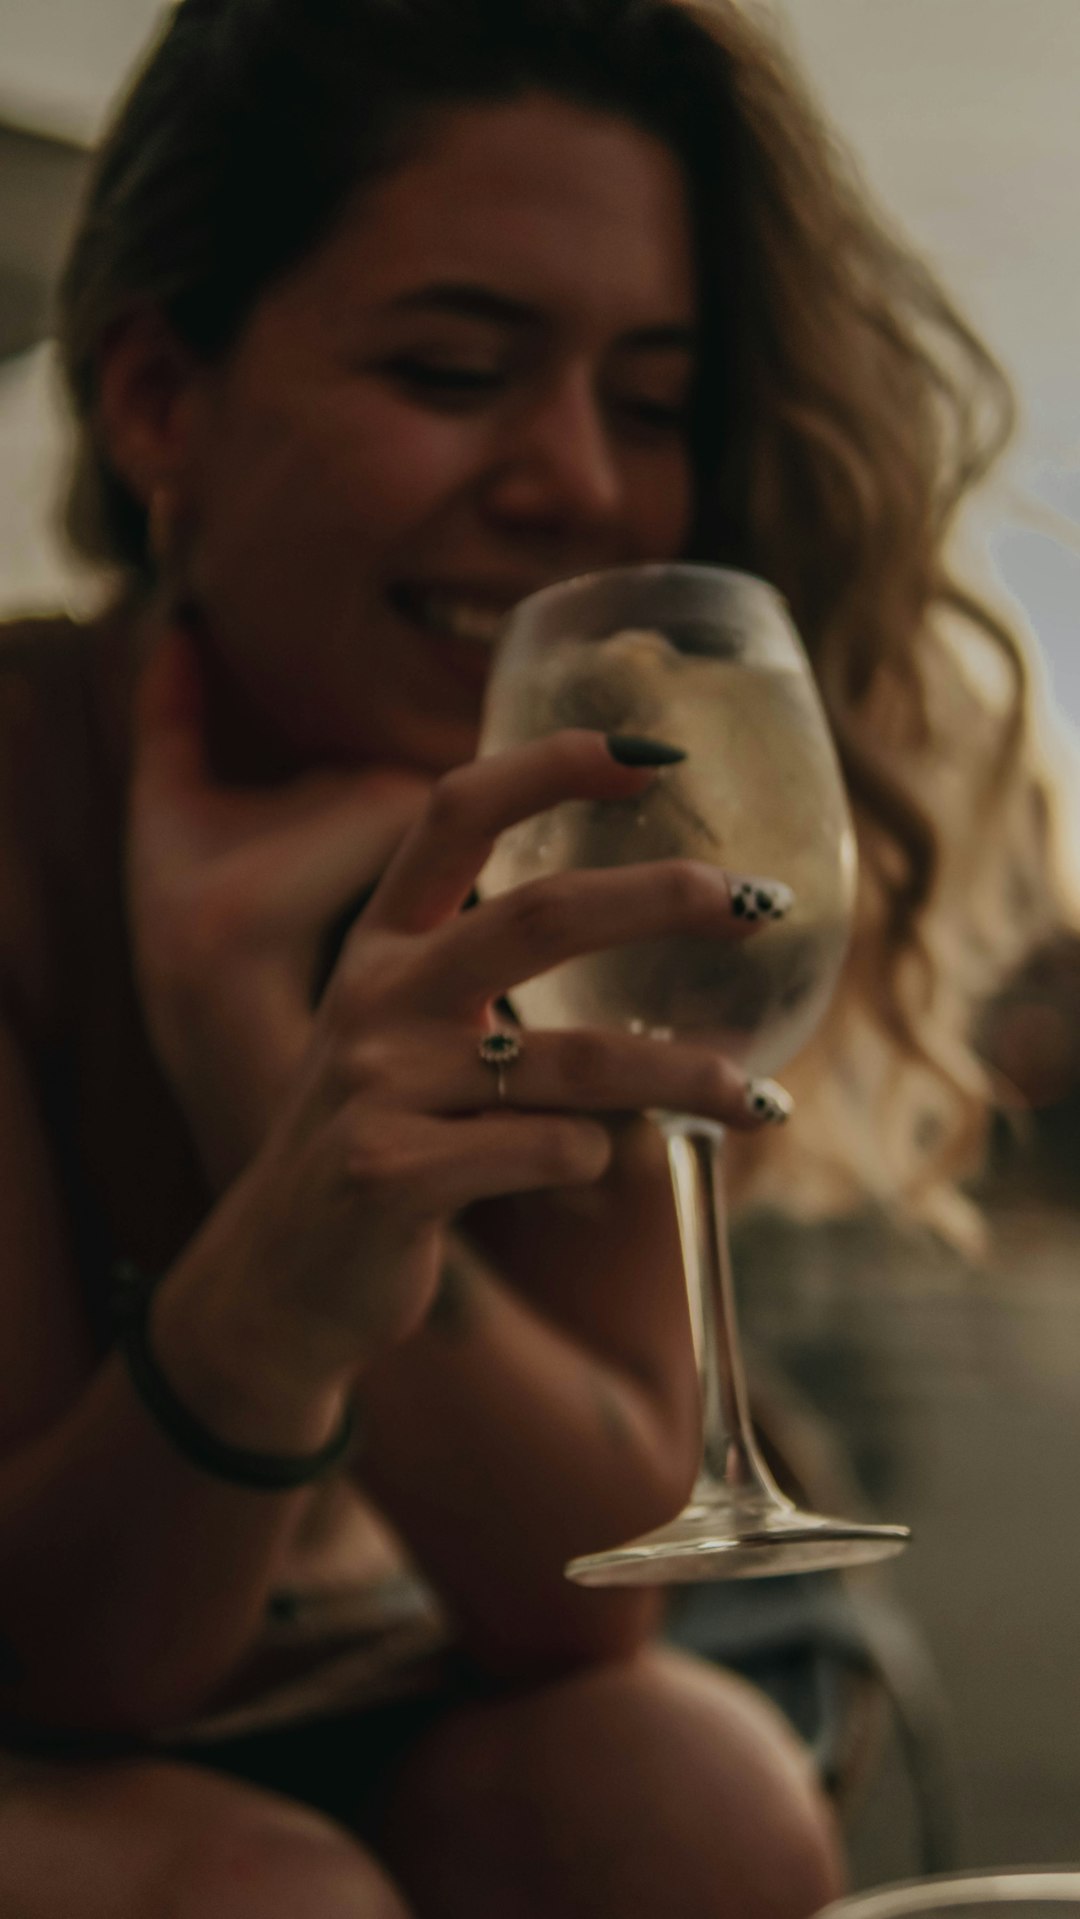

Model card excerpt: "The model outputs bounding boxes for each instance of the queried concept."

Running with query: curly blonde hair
[687,3,1066,1244]
[54,0,1068,1244]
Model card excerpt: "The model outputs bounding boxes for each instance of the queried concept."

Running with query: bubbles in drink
[479,625,856,1078]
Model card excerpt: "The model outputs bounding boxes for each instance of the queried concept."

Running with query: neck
[138,595,345,787]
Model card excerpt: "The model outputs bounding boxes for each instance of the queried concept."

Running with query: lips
[389,583,519,649]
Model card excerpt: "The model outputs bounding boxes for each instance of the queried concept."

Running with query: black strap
[110,1263,355,1491]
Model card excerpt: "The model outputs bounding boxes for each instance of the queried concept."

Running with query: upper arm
[0,652,98,1452]
[0,1009,98,1453]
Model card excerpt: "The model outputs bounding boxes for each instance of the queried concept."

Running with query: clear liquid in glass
[480,626,857,1073]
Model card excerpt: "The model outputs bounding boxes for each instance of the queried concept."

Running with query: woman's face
[167,92,701,773]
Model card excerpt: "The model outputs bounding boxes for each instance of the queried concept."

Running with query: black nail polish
[606,734,687,767]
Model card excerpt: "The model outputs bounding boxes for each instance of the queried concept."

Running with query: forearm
[0,1269,349,1738]
[355,1240,694,1674]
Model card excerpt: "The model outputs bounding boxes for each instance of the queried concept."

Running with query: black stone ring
[477,1029,524,1102]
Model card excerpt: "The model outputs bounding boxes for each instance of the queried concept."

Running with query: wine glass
[816,1871,1080,1919]
[477,563,910,1583]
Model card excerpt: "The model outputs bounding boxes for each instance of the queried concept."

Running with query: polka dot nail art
[730,878,795,925]
[744,1078,794,1125]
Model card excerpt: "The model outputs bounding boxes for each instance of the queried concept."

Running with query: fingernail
[745,1078,794,1125]
[730,877,795,924]
[606,734,687,767]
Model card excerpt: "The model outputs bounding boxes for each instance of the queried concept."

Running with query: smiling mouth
[389,586,513,648]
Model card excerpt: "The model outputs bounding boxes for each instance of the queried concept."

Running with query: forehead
[309,93,698,327]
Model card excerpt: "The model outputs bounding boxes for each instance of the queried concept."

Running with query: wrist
[146,1261,355,1459]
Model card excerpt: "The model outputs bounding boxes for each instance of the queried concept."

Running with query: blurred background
[0,0,1078,1889]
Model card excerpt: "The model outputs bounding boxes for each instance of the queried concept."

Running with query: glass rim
[817,1871,1080,1918]
[510,561,788,621]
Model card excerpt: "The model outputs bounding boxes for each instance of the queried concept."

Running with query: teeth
[412,594,508,646]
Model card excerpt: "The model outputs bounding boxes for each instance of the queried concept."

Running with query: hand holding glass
[477,564,910,1582]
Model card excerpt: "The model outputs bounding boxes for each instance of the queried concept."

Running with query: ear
[95,307,207,509]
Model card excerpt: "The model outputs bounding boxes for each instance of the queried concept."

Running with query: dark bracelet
[109,1263,356,1491]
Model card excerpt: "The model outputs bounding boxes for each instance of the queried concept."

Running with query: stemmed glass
[477,564,910,1583]
[817,1872,1080,1919]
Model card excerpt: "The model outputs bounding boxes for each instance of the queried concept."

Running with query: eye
[611,394,692,440]
[382,356,505,405]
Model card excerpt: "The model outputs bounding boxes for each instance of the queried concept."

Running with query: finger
[466,1029,794,1131]
[349,1023,793,1131]
[364,730,664,935]
[367,1111,616,1214]
[412,862,792,1015]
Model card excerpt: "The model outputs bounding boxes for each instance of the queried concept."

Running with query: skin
[107,92,699,776]
[107,91,766,1456]
[0,93,839,1919]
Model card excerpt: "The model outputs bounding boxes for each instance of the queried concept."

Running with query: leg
[0,1756,415,1919]
[377,1646,845,1919]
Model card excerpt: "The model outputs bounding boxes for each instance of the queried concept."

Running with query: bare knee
[0,1758,414,1919]
[166,1800,414,1919]
[381,1646,843,1919]
[637,1648,845,1917]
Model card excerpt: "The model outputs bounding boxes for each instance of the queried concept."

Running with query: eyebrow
[384,281,698,352]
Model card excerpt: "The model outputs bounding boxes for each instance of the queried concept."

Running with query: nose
[482,366,625,539]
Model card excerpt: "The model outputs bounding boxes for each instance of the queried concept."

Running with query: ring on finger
[478,1029,524,1104]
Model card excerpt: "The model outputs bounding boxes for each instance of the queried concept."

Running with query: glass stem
[660,1116,789,1508]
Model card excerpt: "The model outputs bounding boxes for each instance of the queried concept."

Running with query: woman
[0,1,1061,1913]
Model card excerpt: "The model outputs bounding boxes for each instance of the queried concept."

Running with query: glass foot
[566,1492,910,1585]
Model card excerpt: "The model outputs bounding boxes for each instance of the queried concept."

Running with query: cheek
[188,391,481,613]
[631,451,695,560]
[309,389,487,540]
